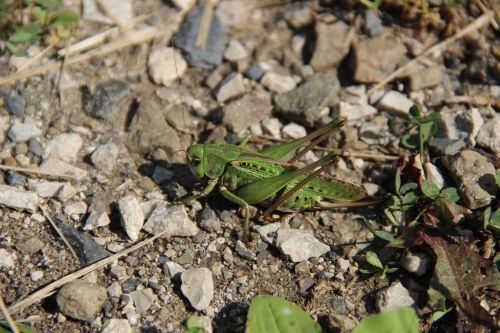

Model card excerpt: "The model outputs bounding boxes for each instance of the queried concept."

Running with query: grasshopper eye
[189,156,200,165]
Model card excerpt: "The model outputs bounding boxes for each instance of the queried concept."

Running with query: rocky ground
[0,0,499,332]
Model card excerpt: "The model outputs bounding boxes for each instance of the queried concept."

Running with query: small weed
[0,0,78,56]
[401,105,440,162]
[359,250,398,279]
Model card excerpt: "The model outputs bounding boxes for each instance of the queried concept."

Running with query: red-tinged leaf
[423,205,440,225]
[396,153,425,188]
[417,231,498,331]
[434,198,467,224]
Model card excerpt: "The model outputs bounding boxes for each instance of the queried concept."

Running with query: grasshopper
[183,116,371,239]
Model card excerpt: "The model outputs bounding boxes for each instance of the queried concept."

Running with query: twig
[0,294,19,333]
[16,41,57,73]
[367,11,494,96]
[5,225,173,316]
[40,206,78,260]
[196,1,216,49]
[0,164,75,180]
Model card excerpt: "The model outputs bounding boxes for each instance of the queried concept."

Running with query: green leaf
[496,170,500,187]
[400,182,418,195]
[384,208,399,226]
[483,207,492,229]
[37,0,62,9]
[0,321,38,333]
[439,187,459,202]
[352,307,418,333]
[185,316,203,333]
[365,251,383,269]
[402,191,418,205]
[409,105,422,120]
[385,267,398,274]
[421,180,440,199]
[420,121,437,142]
[488,209,500,231]
[32,6,47,25]
[401,133,419,149]
[9,23,40,43]
[246,295,321,333]
[363,219,395,241]
[5,42,28,56]
[395,172,401,193]
[360,0,383,8]
[48,10,79,28]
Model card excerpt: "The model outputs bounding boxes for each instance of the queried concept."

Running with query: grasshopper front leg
[219,186,252,241]
[181,179,218,203]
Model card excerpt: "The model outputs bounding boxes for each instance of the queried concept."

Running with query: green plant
[402,105,440,162]
[359,250,398,278]
[0,320,38,333]
[430,298,454,323]
[483,207,500,232]
[0,0,78,56]
[352,307,418,333]
[185,315,203,333]
[360,0,383,9]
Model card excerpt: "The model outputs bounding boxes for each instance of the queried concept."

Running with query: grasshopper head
[186,144,206,179]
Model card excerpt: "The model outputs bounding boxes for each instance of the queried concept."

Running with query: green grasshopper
[183,116,371,239]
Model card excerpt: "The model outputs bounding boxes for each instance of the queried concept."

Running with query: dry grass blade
[196,2,215,49]
[5,225,173,316]
[0,293,19,333]
[367,11,494,96]
[40,206,79,260]
[0,164,75,180]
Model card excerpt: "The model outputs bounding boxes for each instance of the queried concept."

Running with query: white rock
[118,196,144,242]
[107,282,123,298]
[30,181,65,198]
[336,258,350,272]
[476,118,500,154]
[43,133,82,162]
[436,108,484,145]
[8,121,42,142]
[376,282,415,312]
[83,211,111,230]
[0,249,16,269]
[64,202,88,218]
[148,47,187,86]
[292,35,306,56]
[82,0,112,23]
[171,0,196,11]
[363,183,379,196]
[30,270,44,282]
[341,85,368,104]
[0,184,38,212]
[216,0,249,27]
[0,112,10,143]
[254,223,280,244]
[282,123,307,139]
[91,143,120,174]
[58,183,77,201]
[110,265,127,280]
[216,73,246,103]
[378,91,414,116]
[164,261,185,277]
[424,162,445,189]
[276,229,330,262]
[129,288,155,313]
[143,205,198,238]
[250,122,263,136]
[140,199,164,220]
[401,252,431,276]
[262,118,283,139]
[101,319,132,333]
[224,40,248,62]
[83,0,132,25]
[334,101,377,120]
[39,159,87,181]
[261,72,296,94]
[181,268,214,311]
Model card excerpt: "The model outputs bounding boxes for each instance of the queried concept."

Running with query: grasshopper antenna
[171,38,192,144]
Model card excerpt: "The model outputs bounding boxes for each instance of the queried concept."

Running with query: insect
[183,116,371,239]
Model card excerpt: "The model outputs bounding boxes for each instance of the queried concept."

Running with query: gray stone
[84,211,111,231]
[262,118,283,138]
[0,249,16,269]
[64,202,88,218]
[101,319,132,333]
[276,229,330,262]
[261,72,296,94]
[477,118,500,154]
[5,171,25,186]
[224,40,247,62]
[401,252,431,276]
[197,206,222,233]
[275,73,340,127]
[283,2,312,29]
[375,282,415,312]
[353,35,407,83]
[181,267,214,310]
[126,99,181,158]
[281,123,306,139]
[107,282,123,298]
[8,121,42,142]
[143,205,199,238]
[442,150,497,209]
[30,181,65,198]
[433,108,484,146]
[215,73,245,103]
[164,261,185,278]
[88,80,130,123]
[58,183,77,201]
[18,236,45,254]
[28,138,43,157]
[254,223,280,244]
[43,133,82,162]
[409,65,444,91]
[5,95,25,116]
[222,90,272,133]
[129,288,155,313]
[56,218,110,265]
[39,159,88,181]
[148,47,187,86]
[0,184,38,212]
[359,122,391,145]
[334,102,376,121]
[91,143,119,174]
[152,166,173,184]
[310,20,352,71]
[216,0,249,28]
[57,280,107,322]
[364,9,383,36]
[175,6,226,68]
[119,196,145,242]
[235,240,256,260]
[245,65,265,81]
[427,137,466,156]
[378,91,414,116]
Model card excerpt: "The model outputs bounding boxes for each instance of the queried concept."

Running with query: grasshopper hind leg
[219,186,252,242]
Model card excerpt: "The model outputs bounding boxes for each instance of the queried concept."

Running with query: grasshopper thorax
[187,143,242,179]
